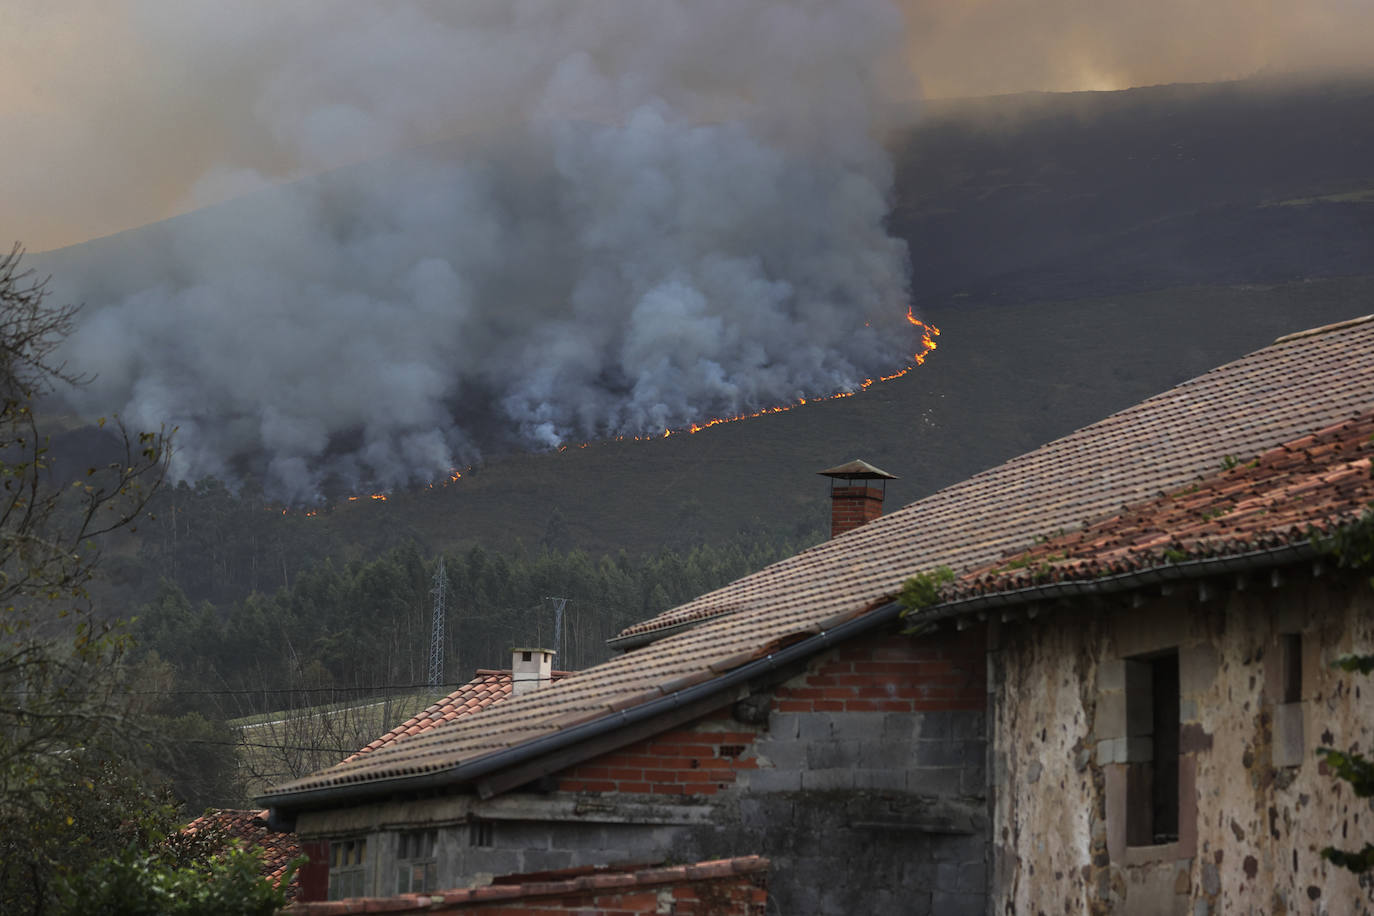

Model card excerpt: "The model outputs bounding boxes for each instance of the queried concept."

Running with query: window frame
[327,836,369,901]
[1099,640,1198,867]
[394,828,439,895]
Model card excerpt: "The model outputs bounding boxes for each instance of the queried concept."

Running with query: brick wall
[772,626,986,714]
[556,713,760,796]
[553,627,984,799]
[829,485,885,538]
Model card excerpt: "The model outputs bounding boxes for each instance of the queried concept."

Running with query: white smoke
[49,0,919,500]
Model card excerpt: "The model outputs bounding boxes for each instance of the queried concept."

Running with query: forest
[131,483,801,705]
[116,476,805,805]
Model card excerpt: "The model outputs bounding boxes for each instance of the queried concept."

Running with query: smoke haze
[35,0,917,498]
[5,0,1372,498]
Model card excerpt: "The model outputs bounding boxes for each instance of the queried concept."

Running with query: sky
[3,0,1372,252]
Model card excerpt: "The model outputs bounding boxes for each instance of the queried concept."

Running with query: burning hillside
[44,0,930,501]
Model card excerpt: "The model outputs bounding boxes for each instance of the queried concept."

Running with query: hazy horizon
[5,0,1374,251]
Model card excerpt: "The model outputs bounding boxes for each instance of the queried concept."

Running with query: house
[941,407,1374,913]
[191,657,572,900]
[261,315,1374,914]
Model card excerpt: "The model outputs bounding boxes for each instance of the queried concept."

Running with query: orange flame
[273,310,939,510]
[597,309,939,442]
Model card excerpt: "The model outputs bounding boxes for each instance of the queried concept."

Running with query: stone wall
[991,569,1374,915]
[296,623,989,915]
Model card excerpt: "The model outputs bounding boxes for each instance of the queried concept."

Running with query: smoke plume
[36,0,919,499]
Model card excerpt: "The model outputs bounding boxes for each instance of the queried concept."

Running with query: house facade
[280,621,989,914]
[945,410,1374,914]
[263,315,1374,914]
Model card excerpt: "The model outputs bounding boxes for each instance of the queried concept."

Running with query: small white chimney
[511,647,556,696]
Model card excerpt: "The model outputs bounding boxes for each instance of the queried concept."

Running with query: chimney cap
[817,459,898,480]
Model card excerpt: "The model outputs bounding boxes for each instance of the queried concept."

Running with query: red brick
[679,770,720,783]
[578,780,616,792]
[776,687,827,701]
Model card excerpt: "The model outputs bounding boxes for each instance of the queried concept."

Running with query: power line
[118,681,459,696]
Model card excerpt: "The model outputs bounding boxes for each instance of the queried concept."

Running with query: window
[1273,633,1305,767]
[328,837,367,900]
[1280,633,1302,704]
[1148,652,1180,844]
[395,829,437,895]
[1125,650,1179,847]
[469,820,494,847]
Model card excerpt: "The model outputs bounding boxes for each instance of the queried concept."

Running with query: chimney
[511,647,556,696]
[818,459,897,538]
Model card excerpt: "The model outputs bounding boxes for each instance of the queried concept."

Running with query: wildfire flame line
[275,314,938,514]
[566,311,939,444]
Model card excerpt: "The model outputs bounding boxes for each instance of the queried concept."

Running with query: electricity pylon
[429,559,447,688]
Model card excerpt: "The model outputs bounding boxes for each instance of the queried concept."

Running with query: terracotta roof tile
[344,669,572,762]
[283,857,768,914]
[180,808,302,895]
[262,316,1374,803]
[951,410,1374,596]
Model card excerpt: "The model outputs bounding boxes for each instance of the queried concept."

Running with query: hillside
[308,276,1374,559]
[895,74,1374,306]
[32,73,1374,573]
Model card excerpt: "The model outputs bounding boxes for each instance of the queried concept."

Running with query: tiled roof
[283,856,768,914]
[181,809,302,894]
[346,669,572,761]
[620,314,1374,639]
[261,314,1374,805]
[949,409,1374,598]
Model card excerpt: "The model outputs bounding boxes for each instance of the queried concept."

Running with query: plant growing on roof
[1314,506,1374,587]
[898,565,955,615]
